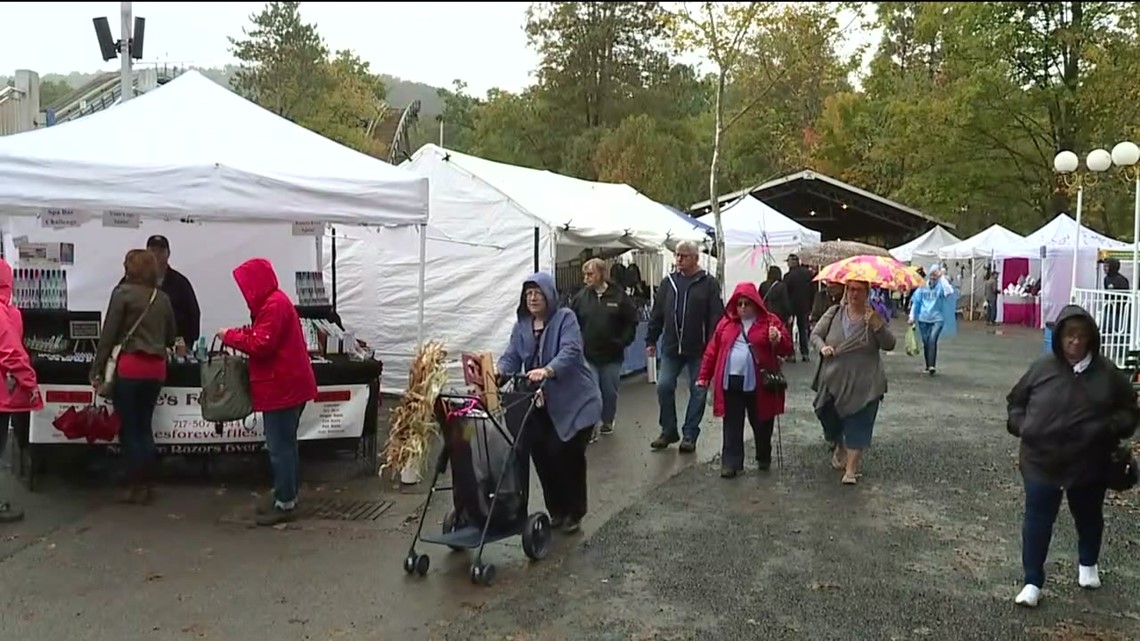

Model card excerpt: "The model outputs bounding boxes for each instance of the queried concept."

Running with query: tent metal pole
[417,223,427,346]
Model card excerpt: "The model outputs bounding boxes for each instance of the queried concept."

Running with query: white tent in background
[1024,213,1130,329]
[333,144,709,392]
[697,196,821,291]
[937,224,1034,260]
[1023,213,1129,249]
[890,226,961,265]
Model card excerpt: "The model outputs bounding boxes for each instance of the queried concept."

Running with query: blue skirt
[816,399,881,450]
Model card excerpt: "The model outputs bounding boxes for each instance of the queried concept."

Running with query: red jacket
[223,258,317,413]
[0,259,41,412]
[698,282,793,421]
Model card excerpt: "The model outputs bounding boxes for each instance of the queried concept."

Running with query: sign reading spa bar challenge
[29,384,371,445]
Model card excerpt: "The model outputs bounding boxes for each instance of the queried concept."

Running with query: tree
[525,2,671,129]
[39,79,72,108]
[228,2,388,156]
[228,2,332,122]
[666,1,769,284]
[593,114,703,206]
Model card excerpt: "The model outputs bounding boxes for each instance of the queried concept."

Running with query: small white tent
[890,226,960,264]
[697,196,821,291]
[937,224,1034,260]
[334,144,708,392]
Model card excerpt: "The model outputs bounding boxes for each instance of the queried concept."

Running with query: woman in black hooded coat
[1006,304,1138,608]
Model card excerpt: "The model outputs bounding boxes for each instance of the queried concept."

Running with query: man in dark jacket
[782,254,815,362]
[646,241,724,453]
[146,235,201,345]
[572,258,639,441]
[1006,304,1139,607]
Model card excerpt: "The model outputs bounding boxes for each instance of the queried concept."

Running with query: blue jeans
[657,353,707,442]
[112,378,163,484]
[589,362,622,425]
[1022,477,1106,588]
[263,404,306,509]
[917,320,944,369]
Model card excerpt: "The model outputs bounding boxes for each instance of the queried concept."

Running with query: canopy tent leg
[417,223,427,346]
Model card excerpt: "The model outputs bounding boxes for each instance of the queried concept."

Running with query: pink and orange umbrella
[813,255,925,291]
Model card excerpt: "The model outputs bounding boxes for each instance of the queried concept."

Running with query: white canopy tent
[697,196,821,291]
[0,69,431,340]
[890,226,961,265]
[334,144,709,392]
[1024,213,1129,328]
[938,224,1036,318]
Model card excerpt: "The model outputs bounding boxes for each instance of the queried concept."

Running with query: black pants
[722,376,775,471]
[112,378,163,485]
[528,410,590,521]
[0,412,9,459]
[794,310,811,357]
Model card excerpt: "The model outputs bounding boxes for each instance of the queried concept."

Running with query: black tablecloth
[34,355,383,387]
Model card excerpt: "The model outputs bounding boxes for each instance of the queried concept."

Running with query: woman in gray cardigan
[810,280,896,484]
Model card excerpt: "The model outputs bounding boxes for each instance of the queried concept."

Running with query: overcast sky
[1,2,539,94]
[1,2,874,94]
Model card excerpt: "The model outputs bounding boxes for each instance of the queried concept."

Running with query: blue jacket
[497,272,602,442]
[909,276,958,338]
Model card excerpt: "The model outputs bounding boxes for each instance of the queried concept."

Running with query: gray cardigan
[809,304,896,417]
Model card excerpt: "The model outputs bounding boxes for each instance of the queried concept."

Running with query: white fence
[1071,287,1133,368]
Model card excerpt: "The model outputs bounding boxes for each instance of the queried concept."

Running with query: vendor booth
[937,224,1037,324]
[696,196,821,291]
[333,144,708,391]
[0,71,430,486]
[1023,213,1129,327]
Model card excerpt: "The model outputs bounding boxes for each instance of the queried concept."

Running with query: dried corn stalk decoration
[380,340,449,478]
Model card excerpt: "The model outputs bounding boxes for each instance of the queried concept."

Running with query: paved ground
[439,322,1140,641]
[2,321,1138,641]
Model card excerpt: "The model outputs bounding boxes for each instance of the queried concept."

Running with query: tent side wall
[326,152,550,393]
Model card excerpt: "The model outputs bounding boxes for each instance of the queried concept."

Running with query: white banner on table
[29,384,371,444]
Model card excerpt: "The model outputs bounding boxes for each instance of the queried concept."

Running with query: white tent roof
[937,224,1034,260]
[0,70,429,226]
[696,196,820,247]
[1023,213,1129,249]
[408,144,707,249]
[890,226,961,262]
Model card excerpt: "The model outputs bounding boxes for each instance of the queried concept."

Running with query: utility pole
[119,2,133,102]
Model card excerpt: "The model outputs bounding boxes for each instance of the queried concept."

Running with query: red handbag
[52,405,92,440]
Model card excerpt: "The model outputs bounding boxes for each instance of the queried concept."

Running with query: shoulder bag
[98,288,157,399]
[200,336,254,426]
[741,318,787,393]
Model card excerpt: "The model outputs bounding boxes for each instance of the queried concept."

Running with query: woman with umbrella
[809,256,917,485]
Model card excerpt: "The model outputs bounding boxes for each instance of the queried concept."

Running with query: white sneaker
[1078,564,1101,589]
[1015,584,1041,607]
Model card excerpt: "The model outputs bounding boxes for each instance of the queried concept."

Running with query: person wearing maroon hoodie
[217,258,317,526]
[697,282,793,478]
[0,258,42,523]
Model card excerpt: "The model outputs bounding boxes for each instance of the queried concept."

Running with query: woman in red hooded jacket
[217,258,317,526]
[697,282,793,478]
[0,258,42,523]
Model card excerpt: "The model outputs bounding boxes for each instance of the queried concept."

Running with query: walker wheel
[470,563,497,586]
[415,553,430,576]
[521,512,552,561]
[403,552,418,575]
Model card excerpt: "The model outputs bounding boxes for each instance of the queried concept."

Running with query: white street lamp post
[1111,141,1140,349]
[1054,149,1110,302]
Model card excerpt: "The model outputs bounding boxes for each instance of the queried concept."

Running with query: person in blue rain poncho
[498,272,602,534]
[907,263,957,375]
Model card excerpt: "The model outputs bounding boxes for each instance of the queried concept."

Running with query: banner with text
[29,384,371,445]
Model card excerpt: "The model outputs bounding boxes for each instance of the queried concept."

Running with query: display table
[12,355,382,490]
[1001,295,1040,328]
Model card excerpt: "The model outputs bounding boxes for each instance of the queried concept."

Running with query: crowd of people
[492,244,1138,611]
[1,239,1136,611]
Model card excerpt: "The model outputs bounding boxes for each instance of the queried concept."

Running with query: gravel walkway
[440,323,1140,641]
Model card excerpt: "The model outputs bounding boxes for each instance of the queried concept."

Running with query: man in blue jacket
[646,241,724,453]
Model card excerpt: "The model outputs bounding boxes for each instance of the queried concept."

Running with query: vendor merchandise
[295,271,330,306]
[382,340,448,477]
[12,268,68,309]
